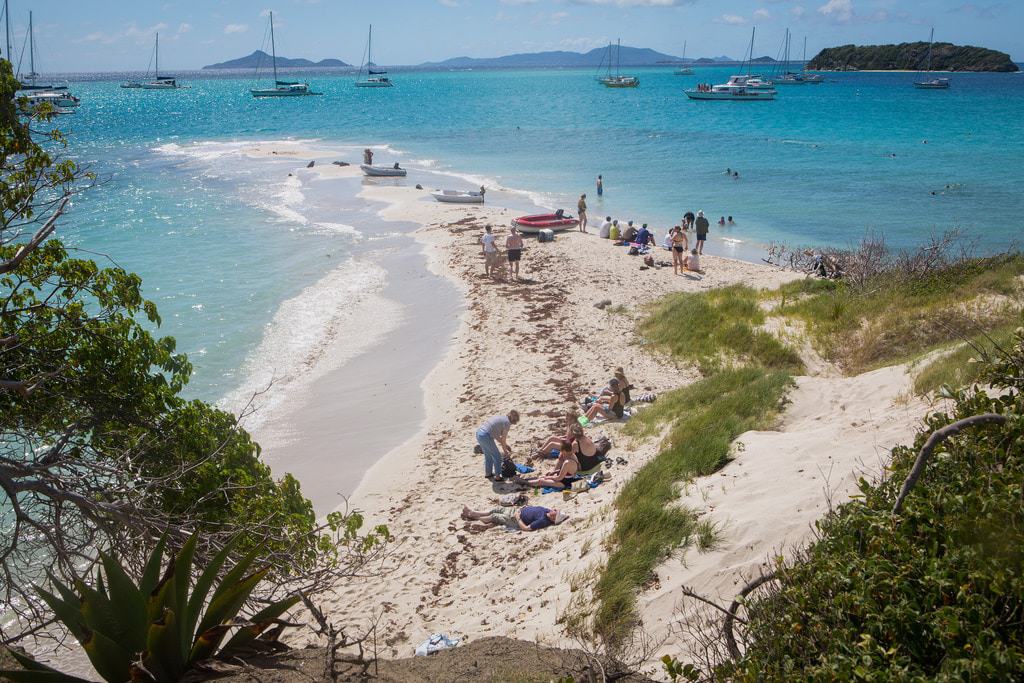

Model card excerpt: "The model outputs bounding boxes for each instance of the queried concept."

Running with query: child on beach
[535,410,579,457]
[686,249,703,273]
[516,442,579,490]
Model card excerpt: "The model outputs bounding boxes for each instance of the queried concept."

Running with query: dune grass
[640,284,804,374]
[593,367,794,645]
[776,254,1024,374]
[912,321,1019,395]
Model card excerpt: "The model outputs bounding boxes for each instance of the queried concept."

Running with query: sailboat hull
[355,80,393,88]
[913,80,950,89]
[250,87,320,97]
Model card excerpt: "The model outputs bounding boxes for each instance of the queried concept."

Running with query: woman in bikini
[671,226,689,275]
[584,378,625,422]
[519,442,579,490]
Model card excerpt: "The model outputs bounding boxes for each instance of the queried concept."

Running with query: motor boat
[432,190,484,204]
[914,77,950,90]
[20,90,81,109]
[361,164,407,177]
[512,213,579,234]
[686,75,776,100]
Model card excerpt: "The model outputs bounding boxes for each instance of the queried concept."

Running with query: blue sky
[3,0,1020,72]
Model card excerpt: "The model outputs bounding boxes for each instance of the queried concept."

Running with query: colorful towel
[515,463,534,474]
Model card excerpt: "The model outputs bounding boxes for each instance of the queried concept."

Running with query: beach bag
[571,479,590,493]
[498,492,527,506]
[644,255,655,267]
[628,246,639,256]
[501,457,517,479]
[595,436,613,457]
[538,229,555,243]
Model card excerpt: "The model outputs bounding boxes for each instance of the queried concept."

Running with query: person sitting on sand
[686,249,702,272]
[599,216,612,239]
[609,219,620,241]
[569,425,604,471]
[621,221,638,243]
[506,226,524,281]
[585,378,625,421]
[614,367,633,404]
[461,504,567,532]
[634,223,654,247]
[517,442,579,490]
[535,410,579,457]
[476,410,519,481]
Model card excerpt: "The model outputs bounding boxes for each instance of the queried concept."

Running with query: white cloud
[176,22,192,35]
[224,23,249,34]
[790,5,806,18]
[818,0,854,23]
[439,0,459,5]
[754,8,771,19]
[80,22,168,45]
[568,0,695,6]
[718,13,747,25]
[500,0,539,4]
[551,10,570,22]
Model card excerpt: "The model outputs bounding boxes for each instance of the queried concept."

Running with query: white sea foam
[315,222,363,238]
[219,257,402,432]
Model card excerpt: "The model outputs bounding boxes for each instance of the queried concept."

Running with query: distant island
[202,45,765,70]
[203,50,350,70]
[807,42,1018,72]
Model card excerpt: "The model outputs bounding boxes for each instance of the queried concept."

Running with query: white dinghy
[431,189,485,204]
[360,164,407,177]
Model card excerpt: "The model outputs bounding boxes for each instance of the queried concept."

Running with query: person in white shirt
[685,248,702,272]
[481,226,498,278]
[599,216,612,239]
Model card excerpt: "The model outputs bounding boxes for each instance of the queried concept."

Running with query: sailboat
[773,29,807,85]
[674,41,694,76]
[686,27,776,100]
[250,11,319,97]
[122,34,185,89]
[913,28,950,89]
[356,25,393,87]
[801,36,824,83]
[16,11,79,109]
[600,39,638,88]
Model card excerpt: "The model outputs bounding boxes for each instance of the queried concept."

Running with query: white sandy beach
[244,156,935,676]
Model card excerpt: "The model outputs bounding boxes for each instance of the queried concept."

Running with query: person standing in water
[506,226,524,281]
[596,175,603,196]
[578,194,588,232]
[695,210,710,255]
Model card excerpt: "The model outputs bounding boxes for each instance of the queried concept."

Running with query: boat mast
[28,10,34,82]
[368,25,372,70]
[616,38,620,77]
[925,27,934,73]
[155,33,159,79]
[3,0,10,63]
[270,11,277,83]
[682,39,687,62]
[746,27,756,75]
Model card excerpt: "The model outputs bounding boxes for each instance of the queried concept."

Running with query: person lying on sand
[516,443,579,490]
[585,378,626,421]
[461,504,567,532]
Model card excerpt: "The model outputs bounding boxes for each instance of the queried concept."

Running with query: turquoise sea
[50,65,1024,408]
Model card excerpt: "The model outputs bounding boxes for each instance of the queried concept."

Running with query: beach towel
[515,463,535,474]
[542,474,603,495]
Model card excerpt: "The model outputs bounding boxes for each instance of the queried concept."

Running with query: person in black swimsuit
[518,442,579,490]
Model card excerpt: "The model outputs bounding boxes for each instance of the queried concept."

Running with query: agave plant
[0,534,299,682]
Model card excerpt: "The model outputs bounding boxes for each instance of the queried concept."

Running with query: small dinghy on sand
[361,164,407,177]
[512,213,579,234]
[431,190,485,204]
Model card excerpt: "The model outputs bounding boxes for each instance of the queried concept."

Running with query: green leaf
[98,551,148,656]
[171,535,198,657]
[193,547,262,638]
[139,536,167,596]
[184,537,238,646]
[220,594,300,654]
[34,585,87,644]
[142,607,185,681]
[76,579,125,645]
[6,650,64,673]
[0,672,94,683]
[190,567,269,662]
[81,626,133,683]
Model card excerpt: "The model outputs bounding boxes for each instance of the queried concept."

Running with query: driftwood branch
[891,412,1008,515]
[724,572,778,661]
[0,195,70,275]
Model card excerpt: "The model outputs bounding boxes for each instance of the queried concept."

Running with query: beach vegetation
[912,320,1019,395]
[717,328,1024,680]
[775,251,1024,374]
[0,534,299,681]
[640,284,804,374]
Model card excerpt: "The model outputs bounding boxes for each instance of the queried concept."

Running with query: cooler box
[537,229,555,243]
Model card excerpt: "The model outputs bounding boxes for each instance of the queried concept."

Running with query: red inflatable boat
[511,213,579,234]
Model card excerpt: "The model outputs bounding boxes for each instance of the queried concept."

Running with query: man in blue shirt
[462,505,568,531]
[634,223,653,247]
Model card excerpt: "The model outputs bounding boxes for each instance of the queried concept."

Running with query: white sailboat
[599,39,638,88]
[801,36,824,83]
[250,11,319,97]
[16,11,79,109]
[674,41,694,76]
[913,28,950,90]
[772,29,807,85]
[122,34,185,89]
[356,25,393,87]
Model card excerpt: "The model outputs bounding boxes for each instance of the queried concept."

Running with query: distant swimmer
[726,167,731,175]
[728,216,735,225]
[733,171,739,179]
[718,216,726,226]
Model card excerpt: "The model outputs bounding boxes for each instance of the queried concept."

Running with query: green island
[808,42,1019,72]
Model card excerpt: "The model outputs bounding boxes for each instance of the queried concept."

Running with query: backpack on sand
[501,457,517,479]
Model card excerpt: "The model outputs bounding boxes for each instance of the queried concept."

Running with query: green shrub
[0,534,299,682]
[723,332,1024,680]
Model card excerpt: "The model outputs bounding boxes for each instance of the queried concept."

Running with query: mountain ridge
[203,50,350,70]
[807,42,1018,72]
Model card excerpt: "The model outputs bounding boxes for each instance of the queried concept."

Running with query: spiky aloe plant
[0,534,299,682]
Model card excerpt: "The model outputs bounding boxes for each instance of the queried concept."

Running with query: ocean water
[50,65,1024,405]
